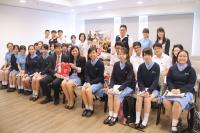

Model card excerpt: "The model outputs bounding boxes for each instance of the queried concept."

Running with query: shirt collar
[145,61,154,70]
[31,53,37,59]
[177,63,188,72]
[120,61,126,70]
[91,58,98,66]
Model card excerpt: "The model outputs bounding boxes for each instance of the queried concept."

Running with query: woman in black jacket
[103,47,136,126]
[61,46,86,109]
[163,50,196,133]
[30,44,53,101]
[22,45,40,95]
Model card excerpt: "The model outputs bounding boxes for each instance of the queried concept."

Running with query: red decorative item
[61,63,71,78]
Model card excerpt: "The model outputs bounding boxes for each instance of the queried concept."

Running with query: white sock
[113,113,118,118]
[135,112,141,124]
[10,84,13,88]
[4,81,8,85]
[13,85,15,88]
[172,119,178,131]
[85,105,89,110]
[142,113,149,126]
[2,81,5,85]
[109,111,113,117]
[89,106,93,111]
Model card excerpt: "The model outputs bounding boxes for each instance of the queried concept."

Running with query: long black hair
[177,50,190,65]
[69,46,81,63]
[172,44,184,65]
[26,45,35,66]
[119,47,130,63]
[156,27,166,44]
[87,46,97,61]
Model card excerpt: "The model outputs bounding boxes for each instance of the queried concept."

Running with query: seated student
[81,46,104,117]
[49,43,54,56]
[103,47,136,126]
[0,42,13,89]
[153,43,172,92]
[110,41,123,66]
[17,45,26,93]
[130,41,144,79]
[61,46,86,109]
[163,50,196,133]
[22,45,40,95]
[171,44,184,65]
[30,44,52,101]
[7,45,20,92]
[135,48,160,129]
[40,43,69,105]
[139,28,153,50]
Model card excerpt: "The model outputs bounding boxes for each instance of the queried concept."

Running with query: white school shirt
[153,53,172,72]
[79,41,89,58]
[57,36,66,44]
[43,36,51,45]
[130,53,144,78]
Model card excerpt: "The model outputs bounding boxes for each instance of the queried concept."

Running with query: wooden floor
[0,87,197,133]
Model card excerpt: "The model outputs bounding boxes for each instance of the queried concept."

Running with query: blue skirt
[163,92,193,110]
[111,86,133,102]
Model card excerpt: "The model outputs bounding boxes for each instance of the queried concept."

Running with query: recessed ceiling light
[137,1,143,5]
[97,6,103,9]
[19,0,27,3]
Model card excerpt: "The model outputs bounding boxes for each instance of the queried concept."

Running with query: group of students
[0,25,197,133]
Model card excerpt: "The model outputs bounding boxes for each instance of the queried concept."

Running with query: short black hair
[71,35,76,39]
[54,43,62,49]
[13,45,20,50]
[42,44,49,50]
[153,43,162,49]
[142,48,153,57]
[19,45,26,51]
[157,27,165,33]
[115,41,123,47]
[142,28,149,33]
[133,41,141,48]
[120,24,127,30]
[51,30,57,34]
[45,30,50,32]
[79,33,86,41]
[61,43,68,48]
[34,42,38,46]
[58,30,63,33]
[7,42,13,48]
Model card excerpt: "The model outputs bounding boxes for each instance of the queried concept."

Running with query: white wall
[148,13,194,54]
[0,5,76,66]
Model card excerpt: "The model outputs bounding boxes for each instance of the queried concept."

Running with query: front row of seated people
[0,41,197,133]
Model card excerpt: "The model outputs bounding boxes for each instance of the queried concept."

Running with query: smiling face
[154,47,163,57]
[120,27,127,37]
[7,43,13,52]
[89,50,97,61]
[158,31,164,39]
[20,49,26,55]
[13,46,19,54]
[118,50,127,62]
[29,46,35,55]
[177,51,188,64]
[133,45,141,55]
[71,47,79,58]
[143,54,152,64]
[41,47,48,55]
[173,47,181,57]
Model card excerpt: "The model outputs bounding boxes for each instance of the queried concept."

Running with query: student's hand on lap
[144,92,150,97]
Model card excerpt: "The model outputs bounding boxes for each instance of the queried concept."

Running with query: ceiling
[0,0,197,14]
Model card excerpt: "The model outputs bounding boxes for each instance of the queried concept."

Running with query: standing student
[135,48,160,129]
[17,45,26,93]
[49,30,58,45]
[7,45,20,92]
[78,33,88,58]
[103,47,136,126]
[130,41,144,78]
[61,46,86,109]
[43,30,51,45]
[0,42,13,89]
[163,50,196,133]
[71,35,77,46]
[155,27,170,55]
[40,43,69,105]
[81,46,104,117]
[114,24,133,56]
[171,44,184,65]
[30,44,52,101]
[139,28,153,50]
[22,45,40,95]
[57,30,66,44]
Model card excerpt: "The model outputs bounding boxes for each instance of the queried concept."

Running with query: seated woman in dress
[163,50,196,133]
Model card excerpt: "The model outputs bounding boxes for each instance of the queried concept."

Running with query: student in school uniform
[114,24,133,56]
[139,28,153,50]
[61,46,86,109]
[81,46,104,117]
[163,50,196,133]
[7,45,20,92]
[30,44,53,101]
[103,47,136,126]
[71,35,77,46]
[57,30,66,44]
[110,41,123,66]
[22,45,40,96]
[0,42,13,89]
[34,42,42,56]
[17,45,27,94]
[130,41,144,79]
[49,30,58,45]
[49,43,54,56]
[62,43,70,56]
[43,30,51,45]
[171,44,184,65]
[40,43,69,105]
[153,43,172,92]
[78,33,88,58]
[135,48,160,129]
[155,27,170,55]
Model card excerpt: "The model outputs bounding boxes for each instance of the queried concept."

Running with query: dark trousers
[51,78,63,100]
[40,75,54,99]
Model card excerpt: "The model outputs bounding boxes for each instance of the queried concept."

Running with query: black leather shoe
[139,124,146,129]
[86,110,94,117]
[109,117,118,126]
[82,109,88,117]
[134,123,140,129]
[103,116,112,124]
[40,98,53,104]
[54,99,60,105]
[7,88,16,92]
[32,96,39,102]
[24,91,32,95]
[29,96,34,101]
